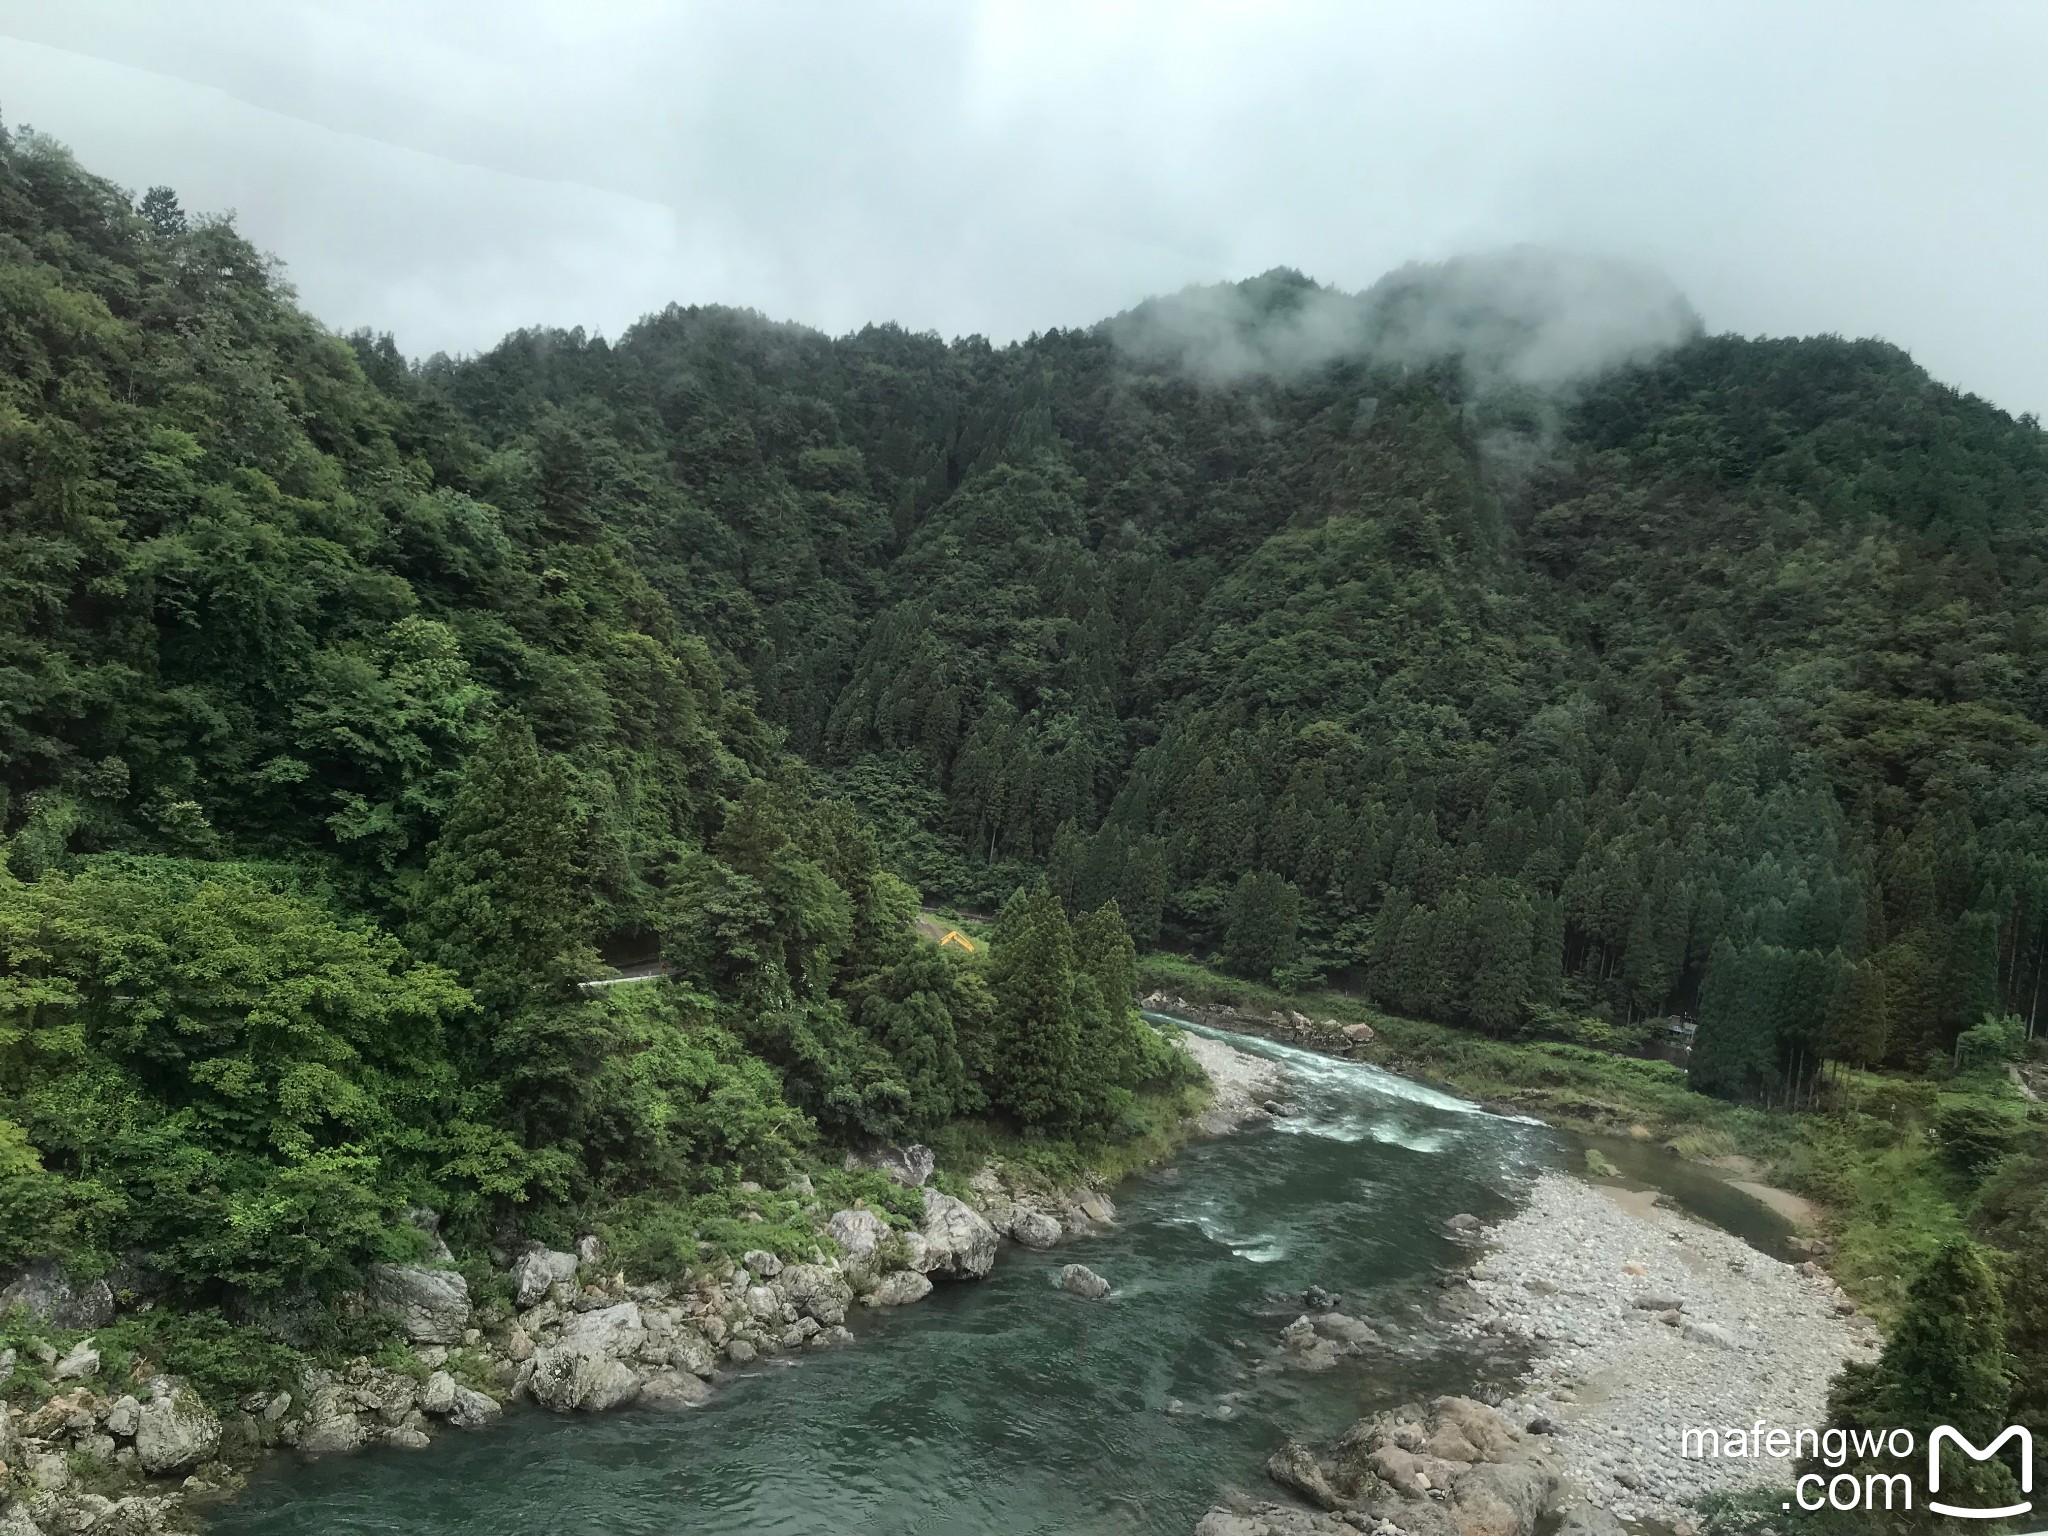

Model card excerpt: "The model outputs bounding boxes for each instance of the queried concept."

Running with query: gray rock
[133,1381,222,1474]
[1309,1312,1381,1348]
[1266,1438,1340,1509]
[0,1263,115,1329]
[0,1347,13,1389]
[741,1249,783,1279]
[104,1395,142,1439]
[512,1247,580,1307]
[668,1333,718,1377]
[527,1347,641,1413]
[1058,1264,1111,1299]
[1445,1212,1482,1233]
[743,1285,780,1322]
[448,1385,502,1429]
[843,1142,936,1188]
[1009,1210,1062,1249]
[866,1270,933,1307]
[1681,1320,1742,1350]
[370,1264,472,1344]
[418,1370,458,1415]
[725,1339,757,1364]
[575,1235,604,1266]
[639,1370,712,1410]
[557,1301,645,1359]
[825,1208,890,1260]
[776,1263,853,1326]
[50,1338,100,1381]
[919,1189,998,1279]
[1632,1293,1684,1311]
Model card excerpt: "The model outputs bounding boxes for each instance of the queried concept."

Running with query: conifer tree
[1224,870,1301,980]
[1845,1239,2020,1519]
[1073,898,1153,1090]
[986,883,1086,1127]
[412,715,597,1016]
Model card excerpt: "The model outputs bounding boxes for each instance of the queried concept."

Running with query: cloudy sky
[2,1,2043,414]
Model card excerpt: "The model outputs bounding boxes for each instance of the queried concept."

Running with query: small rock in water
[1058,1264,1111,1299]
[1301,1285,1341,1311]
[1445,1212,1482,1235]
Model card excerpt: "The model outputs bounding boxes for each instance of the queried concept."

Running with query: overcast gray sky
[2,1,2043,415]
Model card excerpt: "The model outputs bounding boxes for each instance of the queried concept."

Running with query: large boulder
[776,1264,853,1327]
[527,1347,641,1413]
[667,1332,719,1377]
[843,1143,936,1188]
[297,1369,369,1456]
[557,1301,645,1358]
[866,1270,933,1307]
[0,1262,115,1329]
[824,1208,890,1261]
[512,1247,581,1307]
[370,1264,471,1344]
[639,1371,712,1410]
[448,1384,503,1430]
[134,1381,222,1474]
[918,1189,998,1279]
[1009,1209,1062,1249]
[1266,1439,1341,1509]
[418,1371,458,1416]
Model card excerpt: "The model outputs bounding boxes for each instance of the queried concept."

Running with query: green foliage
[1824,1239,2019,1527]
[1928,1096,2026,1175]
[1223,871,1301,980]
[0,861,468,1295]
[6,126,2048,1392]
[986,884,1087,1126]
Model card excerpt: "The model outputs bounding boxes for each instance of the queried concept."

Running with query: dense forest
[2,120,2045,1334]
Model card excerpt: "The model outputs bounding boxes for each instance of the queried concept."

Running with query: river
[209,1024,1571,1535]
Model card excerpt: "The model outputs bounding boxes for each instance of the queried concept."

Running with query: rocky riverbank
[0,1028,1282,1536]
[1433,1173,1879,1531]
[1190,1173,1878,1536]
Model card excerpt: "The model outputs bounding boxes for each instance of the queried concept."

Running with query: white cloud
[1,0,2042,413]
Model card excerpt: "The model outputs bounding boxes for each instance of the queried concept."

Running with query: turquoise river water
[210,1025,1589,1535]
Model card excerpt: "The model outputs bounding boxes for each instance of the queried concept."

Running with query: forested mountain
[3,121,2045,1311]
[428,247,2045,1103]
[0,124,1186,1300]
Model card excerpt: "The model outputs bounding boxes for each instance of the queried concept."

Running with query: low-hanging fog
[0,1,2042,415]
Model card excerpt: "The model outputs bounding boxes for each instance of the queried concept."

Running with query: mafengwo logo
[1928,1424,2033,1522]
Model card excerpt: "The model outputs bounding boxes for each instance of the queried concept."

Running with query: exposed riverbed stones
[1199,1396,1570,1536]
[1437,1172,1876,1527]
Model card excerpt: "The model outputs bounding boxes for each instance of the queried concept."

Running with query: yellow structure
[938,929,977,952]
